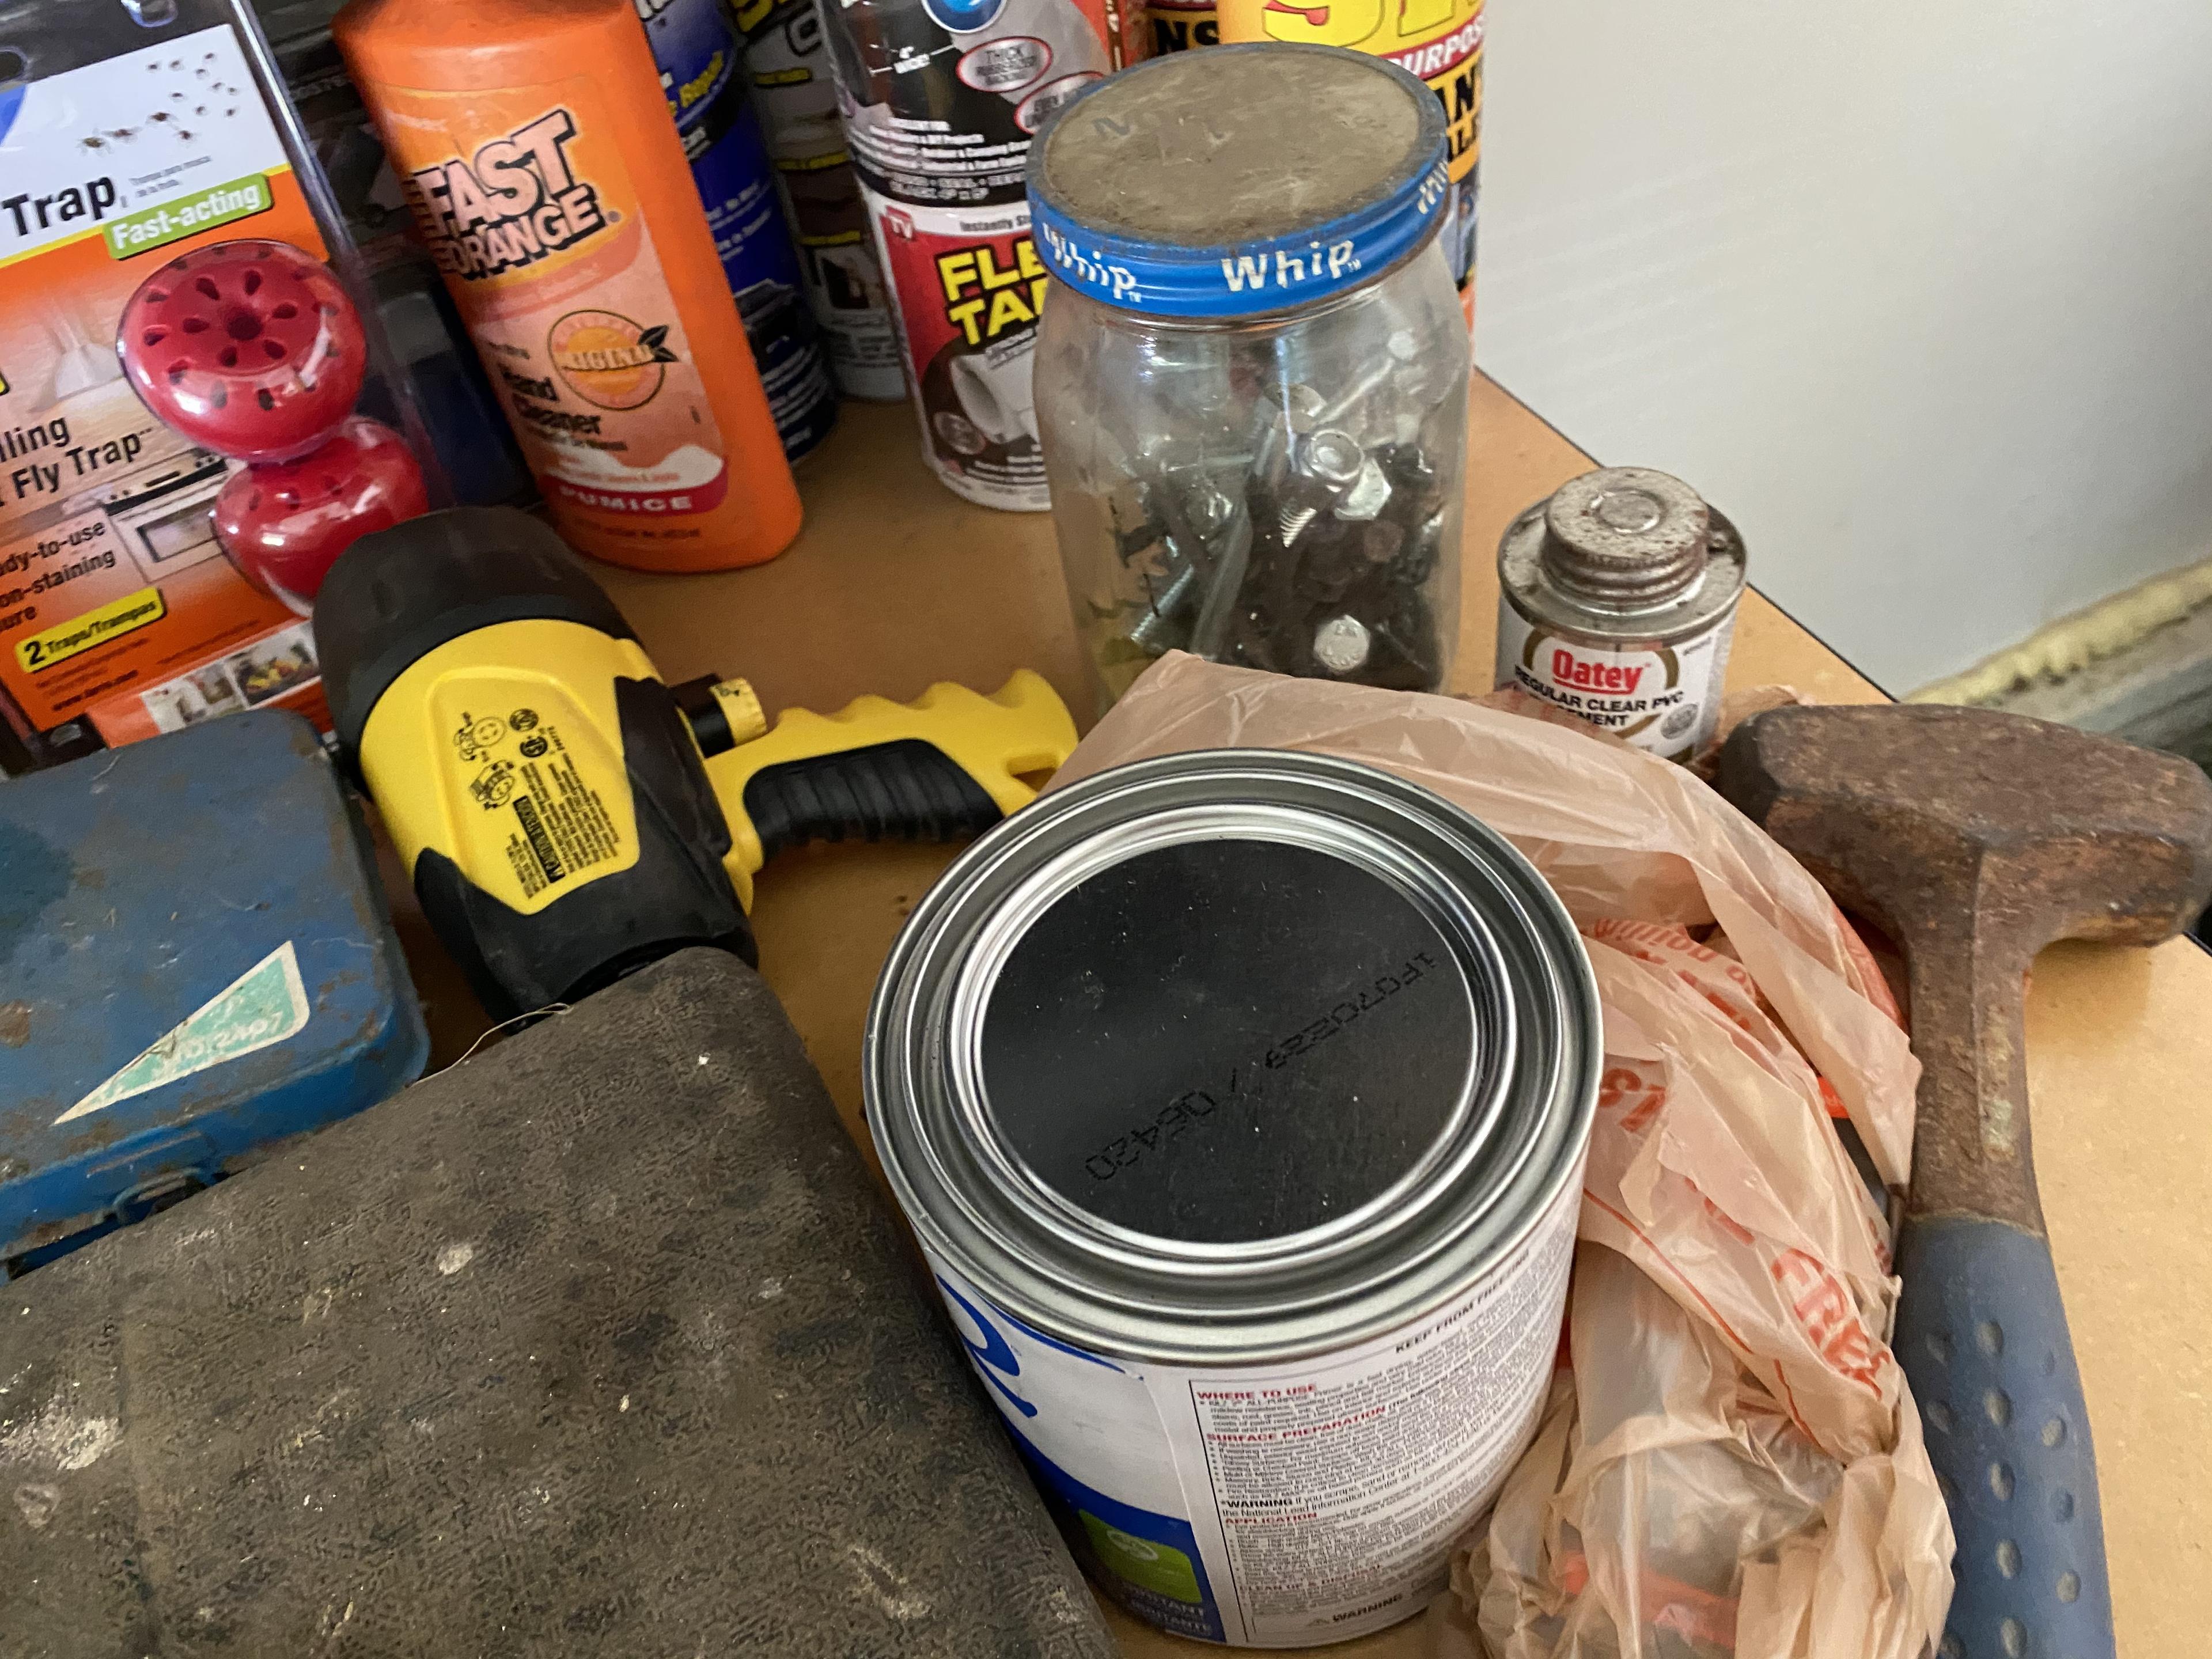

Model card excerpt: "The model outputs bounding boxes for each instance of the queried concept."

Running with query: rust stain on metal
[0,1001,30,1048]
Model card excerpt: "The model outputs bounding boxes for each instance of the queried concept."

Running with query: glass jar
[1029,43,1470,713]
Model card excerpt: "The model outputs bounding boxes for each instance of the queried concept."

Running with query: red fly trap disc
[119,239,369,463]
[118,239,428,611]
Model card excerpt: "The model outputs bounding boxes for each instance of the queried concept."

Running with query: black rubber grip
[743,739,1005,867]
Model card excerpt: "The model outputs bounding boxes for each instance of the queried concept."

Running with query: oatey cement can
[1495,465,1749,763]
[867,750,1599,1647]
[733,0,907,401]
[863,189,1049,509]
[1215,0,1483,323]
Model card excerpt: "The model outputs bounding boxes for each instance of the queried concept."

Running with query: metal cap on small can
[1539,466,1712,606]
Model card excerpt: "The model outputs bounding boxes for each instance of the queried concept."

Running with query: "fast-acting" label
[1495,605,1734,762]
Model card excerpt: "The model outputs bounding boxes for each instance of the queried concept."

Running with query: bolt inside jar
[1028,43,1470,713]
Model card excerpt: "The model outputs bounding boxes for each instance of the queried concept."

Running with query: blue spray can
[639,0,839,460]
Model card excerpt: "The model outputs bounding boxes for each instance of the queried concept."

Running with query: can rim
[865,748,1600,1365]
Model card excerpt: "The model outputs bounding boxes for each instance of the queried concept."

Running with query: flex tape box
[0,711,427,1273]
[0,0,363,771]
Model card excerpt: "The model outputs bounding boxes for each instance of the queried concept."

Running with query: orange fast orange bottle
[334,0,802,571]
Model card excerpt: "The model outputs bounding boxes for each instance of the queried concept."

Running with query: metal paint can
[1495,465,1749,763]
[732,0,907,401]
[866,749,1599,1647]
[863,188,1049,509]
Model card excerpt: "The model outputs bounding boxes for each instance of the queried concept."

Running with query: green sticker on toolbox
[1080,1511,1203,1603]
[105,174,274,259]
[54,941,310,1124]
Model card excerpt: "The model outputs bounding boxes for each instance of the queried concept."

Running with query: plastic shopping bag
[1055,654,1953,1659]
[1451,1243,1948,1658]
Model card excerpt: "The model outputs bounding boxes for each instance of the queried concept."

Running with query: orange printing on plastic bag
[1055,654,1953,1658]
[1456,1245,1950,1658]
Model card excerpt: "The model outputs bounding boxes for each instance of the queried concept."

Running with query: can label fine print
[866,190,1050,509]
[930,1175,1577,1646]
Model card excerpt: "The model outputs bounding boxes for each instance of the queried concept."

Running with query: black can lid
[981,836,1475,1245]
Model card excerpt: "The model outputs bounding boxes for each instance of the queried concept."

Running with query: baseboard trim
[1907,556,2212,763]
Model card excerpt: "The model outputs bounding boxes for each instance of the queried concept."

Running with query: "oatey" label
[1495,608,1734,762]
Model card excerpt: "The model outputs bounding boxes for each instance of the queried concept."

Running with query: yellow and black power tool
[313,507,1077,1021]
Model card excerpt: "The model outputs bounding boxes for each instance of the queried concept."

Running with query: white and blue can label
[925,1170,1581,1647]
[639,0,839,459]
[817,0,1116,210]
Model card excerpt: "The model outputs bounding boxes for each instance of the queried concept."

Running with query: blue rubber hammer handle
[1894,1217,2112,1659]
[1714,704,2212,1659]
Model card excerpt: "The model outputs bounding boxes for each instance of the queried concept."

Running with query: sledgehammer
[1719,703,2212,1659]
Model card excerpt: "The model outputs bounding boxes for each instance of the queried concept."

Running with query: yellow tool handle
[702,669,1078,907]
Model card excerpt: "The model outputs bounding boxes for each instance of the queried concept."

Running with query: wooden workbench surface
[400,380,2210,1656]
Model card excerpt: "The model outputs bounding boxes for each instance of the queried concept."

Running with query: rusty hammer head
[1718,703,2212,1226]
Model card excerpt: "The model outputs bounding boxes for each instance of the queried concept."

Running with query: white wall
[1471,0,2212,693]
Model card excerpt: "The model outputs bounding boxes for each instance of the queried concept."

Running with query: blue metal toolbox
[1,711,427,1272]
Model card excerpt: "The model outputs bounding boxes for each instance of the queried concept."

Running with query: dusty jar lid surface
[1027,43,1450,319]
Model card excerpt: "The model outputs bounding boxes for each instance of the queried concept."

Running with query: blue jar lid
[1028,43,1449,320]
